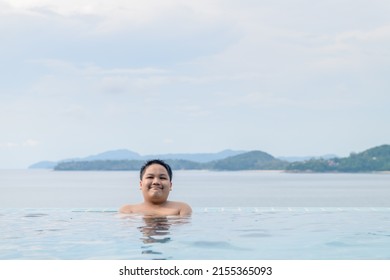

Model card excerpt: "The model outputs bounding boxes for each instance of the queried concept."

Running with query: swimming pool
[1,207,390,260]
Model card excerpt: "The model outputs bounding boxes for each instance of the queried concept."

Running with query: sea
[1,169,389,208]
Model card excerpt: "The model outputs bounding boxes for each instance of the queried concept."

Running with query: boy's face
[140,163,172,203]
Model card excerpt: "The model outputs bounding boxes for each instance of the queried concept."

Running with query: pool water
[1,207,390,260]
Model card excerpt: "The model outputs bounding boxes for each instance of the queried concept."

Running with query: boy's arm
[179,203,192,216]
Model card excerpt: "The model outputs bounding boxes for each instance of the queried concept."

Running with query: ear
[139,180,142,190]
[169,181,172,191]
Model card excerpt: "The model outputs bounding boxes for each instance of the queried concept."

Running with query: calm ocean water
[1,169,389,208]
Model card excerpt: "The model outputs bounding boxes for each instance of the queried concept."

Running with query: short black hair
[140,159,173,181]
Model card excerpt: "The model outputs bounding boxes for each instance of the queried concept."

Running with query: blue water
[1,207,390,260]
[1,170,390,208]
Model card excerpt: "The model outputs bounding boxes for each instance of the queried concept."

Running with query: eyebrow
[144,173,168,177]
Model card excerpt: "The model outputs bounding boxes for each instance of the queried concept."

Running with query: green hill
[54,150,288,171]
[208,151,288,171]
[286,144,390,172]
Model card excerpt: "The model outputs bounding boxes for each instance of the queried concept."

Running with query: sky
[1,0,390,168]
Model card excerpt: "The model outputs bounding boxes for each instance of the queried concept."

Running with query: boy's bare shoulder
[119,201,192,216]
[119,204,141,214]
[170,201,192,216]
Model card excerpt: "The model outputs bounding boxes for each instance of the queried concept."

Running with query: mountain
[53,150,288,171]
[29,149,246,169]
[286,144,390,172]
[144,149,246,162]
[209,150,289,170]
[29,161,58,169]
[81,149,246,162]
[31,145,390,172]
[278,154,338,162]
[358,144,390,158]
[83,149,142,161]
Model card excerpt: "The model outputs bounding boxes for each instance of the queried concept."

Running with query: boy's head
[140,159,173,181]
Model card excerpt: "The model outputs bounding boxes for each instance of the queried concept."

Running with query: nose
[152,177,161,184]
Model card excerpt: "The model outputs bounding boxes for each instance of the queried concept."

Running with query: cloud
[163,138,174,144]
[238,92,294,108]
[1,0,234,35]
[60,105,89,120]
[338,25,390,42]
[0,139,39,148]
[22,139,40,147]
[308,24,390,66]
[0,142,19,148]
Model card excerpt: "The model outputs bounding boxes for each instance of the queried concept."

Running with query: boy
[120,159,192,216]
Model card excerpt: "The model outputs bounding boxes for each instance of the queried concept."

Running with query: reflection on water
[130,215,190,258]
[139,216,171,244]
[23,213,49,218]
[139,217,170,257]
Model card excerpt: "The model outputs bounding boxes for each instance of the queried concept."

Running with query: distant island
[29,144,390,172]
[52,150,289,171]
[286,144,390,172]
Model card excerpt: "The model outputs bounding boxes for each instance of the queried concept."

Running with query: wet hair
[140,159,173,181]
